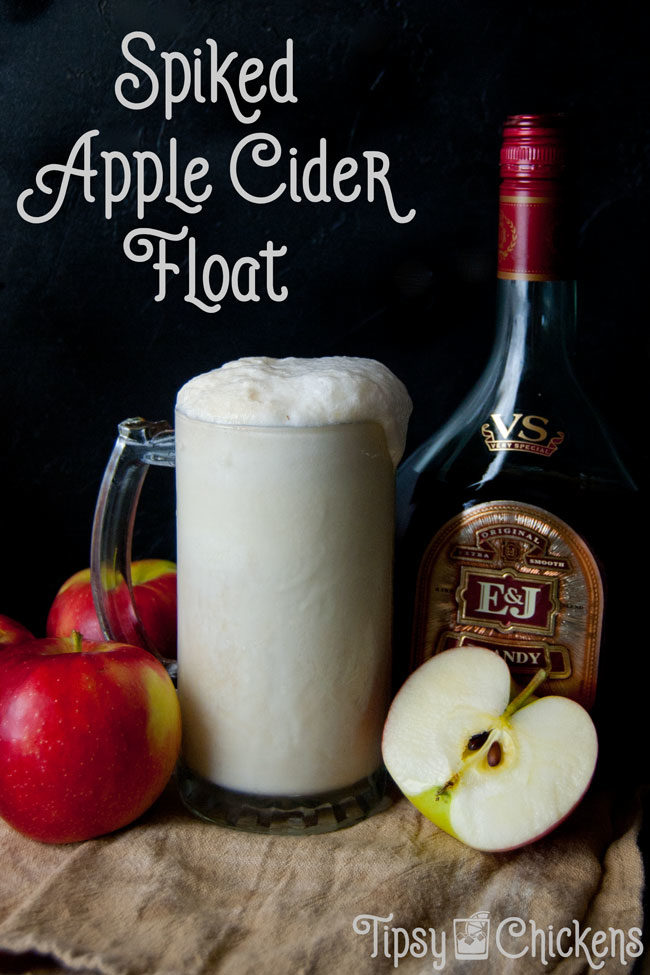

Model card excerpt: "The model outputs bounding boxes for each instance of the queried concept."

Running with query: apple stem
[503,668,547,719]
[70,631,84,652]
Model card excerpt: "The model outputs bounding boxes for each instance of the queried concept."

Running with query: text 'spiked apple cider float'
[173,357,412,832]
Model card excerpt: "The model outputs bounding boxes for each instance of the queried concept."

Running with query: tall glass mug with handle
[91,357,412,834]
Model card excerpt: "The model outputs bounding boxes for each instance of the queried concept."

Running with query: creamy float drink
[174,357,411,828]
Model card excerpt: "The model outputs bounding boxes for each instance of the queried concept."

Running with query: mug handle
[90,417,176,677]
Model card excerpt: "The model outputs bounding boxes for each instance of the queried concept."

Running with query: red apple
[46,559,177,659]
[0,634,181,843]
[0,614,33,647]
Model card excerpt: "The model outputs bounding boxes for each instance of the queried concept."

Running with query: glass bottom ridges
[177,760,391,835]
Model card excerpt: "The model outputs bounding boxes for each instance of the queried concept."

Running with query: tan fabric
[0,783,644,975]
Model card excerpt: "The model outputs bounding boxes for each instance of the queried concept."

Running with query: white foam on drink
[176,356,412,467]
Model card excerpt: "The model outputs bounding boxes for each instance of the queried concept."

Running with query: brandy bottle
[395,114,636,719]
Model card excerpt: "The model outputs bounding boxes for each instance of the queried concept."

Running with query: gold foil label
[411,500,602,709]
[481,413,564,456]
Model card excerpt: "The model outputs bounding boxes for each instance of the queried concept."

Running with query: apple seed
[467,731,489,751]
[487,741,502,767]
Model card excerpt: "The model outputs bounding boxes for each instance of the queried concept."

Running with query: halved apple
[382,646,598,852]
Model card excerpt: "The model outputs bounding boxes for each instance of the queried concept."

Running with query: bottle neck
[490,277,577,394]
[492,167,577,401]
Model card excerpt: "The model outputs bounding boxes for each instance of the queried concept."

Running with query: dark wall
[1,0,648,633]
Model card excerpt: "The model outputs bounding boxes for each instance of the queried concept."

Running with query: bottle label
[480,412,564,456]
[411,500,602,708]
[497,185,573,281]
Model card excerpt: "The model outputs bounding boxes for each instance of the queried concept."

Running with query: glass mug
[90,408,396,834]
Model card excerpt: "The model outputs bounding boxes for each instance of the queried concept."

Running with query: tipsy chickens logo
[352,912,643,970]
[16,33,415,315]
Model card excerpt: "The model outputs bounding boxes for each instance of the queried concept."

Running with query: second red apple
[46,559,177,659]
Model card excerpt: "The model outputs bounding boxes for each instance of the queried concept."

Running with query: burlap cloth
[0,780,644,975]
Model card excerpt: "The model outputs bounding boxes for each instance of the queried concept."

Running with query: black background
[0,0,649,965]
[2,0,648,633]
